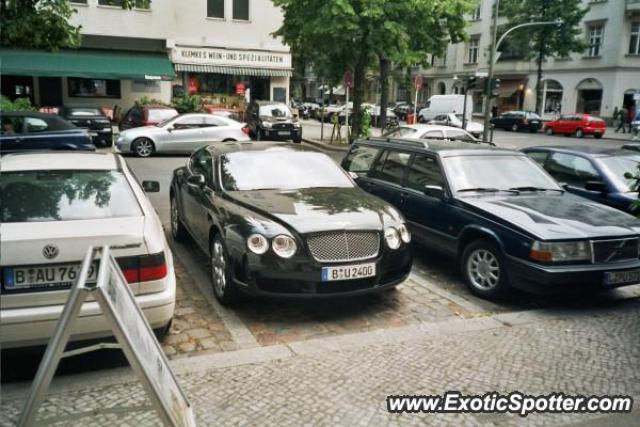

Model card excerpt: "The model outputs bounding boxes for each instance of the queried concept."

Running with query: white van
[418,95,473,123]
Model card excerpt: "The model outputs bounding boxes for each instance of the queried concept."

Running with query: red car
[544,114,606,139]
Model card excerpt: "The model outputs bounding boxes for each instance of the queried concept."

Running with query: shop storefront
[171,46,292,110]
[0,48,175,113]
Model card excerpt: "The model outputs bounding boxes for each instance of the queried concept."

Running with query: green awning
[174,63,292,77]
[0,48,176,80]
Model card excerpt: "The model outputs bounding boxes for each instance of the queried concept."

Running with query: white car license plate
[603,270,640,286]
[89,132,98,136]
[321,263,376,282]
[277,131,290,136]
[3,263,99,290]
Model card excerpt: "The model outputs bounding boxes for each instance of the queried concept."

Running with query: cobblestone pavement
[2,300,638,426]
[161,260,237,358]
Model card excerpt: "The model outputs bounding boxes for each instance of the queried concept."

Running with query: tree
[0,0,146,50]
[273,0,473,140]
[501,0,588,115]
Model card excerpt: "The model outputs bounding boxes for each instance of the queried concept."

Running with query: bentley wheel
[170,195,187,242]
[210,235,238,305]
[133,138,155,157]
[461,240,509,299]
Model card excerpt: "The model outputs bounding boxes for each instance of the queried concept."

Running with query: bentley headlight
[398,223,411,244]
[272,235,297,258]
[262,121,273,128]
[247,234,269,255]
[384,227,401,250]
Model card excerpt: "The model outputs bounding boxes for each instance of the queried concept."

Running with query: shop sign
[172,46,292,70]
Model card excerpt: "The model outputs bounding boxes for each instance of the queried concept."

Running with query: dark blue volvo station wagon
[343,138,640,298]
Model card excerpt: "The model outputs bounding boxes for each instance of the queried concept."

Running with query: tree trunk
[350,56,367,143]
[379,57,390,130]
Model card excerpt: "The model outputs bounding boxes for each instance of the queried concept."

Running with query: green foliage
[171,95,203,113]
[500,0,588,60]
[136,96,169,107]
[0,0,146,50]
[0,96,37,112]
[273,0,474,139]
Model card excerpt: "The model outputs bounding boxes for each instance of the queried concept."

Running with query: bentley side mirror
[142,180,160,193]
[585,180,607,193]
[187,174,206,187]
[348,171,359,180]
[423,185,445,199]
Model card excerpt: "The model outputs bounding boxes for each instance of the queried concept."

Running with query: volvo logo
[605,241,628,263]
[42,244,59,260]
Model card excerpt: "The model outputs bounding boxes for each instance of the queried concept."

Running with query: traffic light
[485,78,501,97]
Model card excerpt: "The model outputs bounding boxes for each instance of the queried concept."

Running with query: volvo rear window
[1,170,141,222]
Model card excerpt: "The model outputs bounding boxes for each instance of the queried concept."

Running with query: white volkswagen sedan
[116,113,251,157]
[0,152,176,349]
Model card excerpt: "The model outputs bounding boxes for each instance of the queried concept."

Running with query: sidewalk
[2,299,639,426]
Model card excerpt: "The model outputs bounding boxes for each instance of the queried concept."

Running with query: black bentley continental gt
[170,142,413,304]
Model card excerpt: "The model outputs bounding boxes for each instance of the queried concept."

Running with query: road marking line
[168,235,259,349]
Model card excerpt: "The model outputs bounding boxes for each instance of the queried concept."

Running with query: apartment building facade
[0,0,291,111]
[410,0,640,120]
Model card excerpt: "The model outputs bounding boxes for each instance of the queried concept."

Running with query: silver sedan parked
[116,113,251,157]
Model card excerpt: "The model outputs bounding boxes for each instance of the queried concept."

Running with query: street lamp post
[481,0,563,143]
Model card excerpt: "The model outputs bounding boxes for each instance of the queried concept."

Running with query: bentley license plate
[603,270,640,286]
[321,263,376,282]
[277,131,290,136]
[3,263,99,290]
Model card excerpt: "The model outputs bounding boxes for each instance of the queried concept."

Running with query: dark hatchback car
[246,101,302,143]
[522,146,640,214]
[342,138,640,298]
[170,142,412,304]
[119,105,179,130]
[490,111,542,133]
[0,112,94,153]
[59,106,113,147]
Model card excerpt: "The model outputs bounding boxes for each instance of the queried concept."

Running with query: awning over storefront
[174,63,292,77]
[0,48,176,80]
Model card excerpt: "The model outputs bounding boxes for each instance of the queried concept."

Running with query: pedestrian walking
[616,106,628,133]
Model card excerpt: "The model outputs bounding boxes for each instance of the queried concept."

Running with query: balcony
[627,0,640,15]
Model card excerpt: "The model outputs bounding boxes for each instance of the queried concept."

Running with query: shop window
[98,0,150,9]
[587,23,604,57]
[542,80,563,116]
[207,0,224,18]
[132,80,161,93]
[68,78,121,98]
[630,22,640,55]
[233,0,249,20]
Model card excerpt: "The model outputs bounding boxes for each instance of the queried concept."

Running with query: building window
[431,52,447,67]
[207,0,225,18]
[471,1,481,21]
[71,0,88,4]
[233,0,249,20]
[68,78,121,98]
[467,37,480,63]
[98,0,150,9]
[630,22,640,55]
[587,23,604,57]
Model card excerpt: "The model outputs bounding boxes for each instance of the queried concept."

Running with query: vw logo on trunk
[42,244,59,259]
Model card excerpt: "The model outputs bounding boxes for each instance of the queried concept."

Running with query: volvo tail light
[241,125,251,135]
[116,252,167,283]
